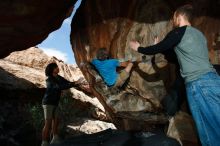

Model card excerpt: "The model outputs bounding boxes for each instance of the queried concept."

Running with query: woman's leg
[41,105,54,146]
[52,117,59,136]
[50,106,61,144]
[42,119,52,141]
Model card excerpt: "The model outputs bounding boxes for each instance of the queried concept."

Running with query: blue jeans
[186,72,220,146]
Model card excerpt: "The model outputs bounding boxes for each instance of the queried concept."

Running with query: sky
[38,0,82,64]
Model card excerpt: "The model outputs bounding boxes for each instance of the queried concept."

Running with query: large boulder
[70,0,220,130]
[4,47,85,84]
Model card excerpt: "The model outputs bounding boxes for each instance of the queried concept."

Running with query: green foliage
[26,93,87,139]
[27,103,44,132]
[59,95,78,127]
[26,95,78,131]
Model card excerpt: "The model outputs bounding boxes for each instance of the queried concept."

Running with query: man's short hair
[96,48,109,61]
[175,4,194,23]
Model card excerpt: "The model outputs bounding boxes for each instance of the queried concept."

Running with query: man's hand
[130,41,140,51]
[154,36,159,45]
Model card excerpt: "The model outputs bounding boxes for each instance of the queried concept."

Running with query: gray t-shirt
[174,26,214,82]
[138,26,214,83]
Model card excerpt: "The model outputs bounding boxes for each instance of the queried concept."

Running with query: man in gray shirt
[130,5,220,146]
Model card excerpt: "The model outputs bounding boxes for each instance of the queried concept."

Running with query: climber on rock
[41,62,83,146]
[130,4,220,146]
[91,48,134,88]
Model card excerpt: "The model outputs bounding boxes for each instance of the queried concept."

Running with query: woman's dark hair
[175,4,194,23]
[45,63,58,77]
[96,48,109,61]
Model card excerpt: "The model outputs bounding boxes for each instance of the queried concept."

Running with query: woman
[41,63,79,146]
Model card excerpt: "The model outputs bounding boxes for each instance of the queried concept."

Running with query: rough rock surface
[0,0,77,58]
[67,118,116,135]
[4,47,84,83]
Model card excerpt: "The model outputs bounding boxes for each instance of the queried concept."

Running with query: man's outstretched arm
[130,26,187,55]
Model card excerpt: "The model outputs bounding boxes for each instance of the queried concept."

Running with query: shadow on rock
[51,129,180,146]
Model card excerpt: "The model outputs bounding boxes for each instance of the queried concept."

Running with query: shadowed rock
[51,129,180,146]
[0,0,77,58]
